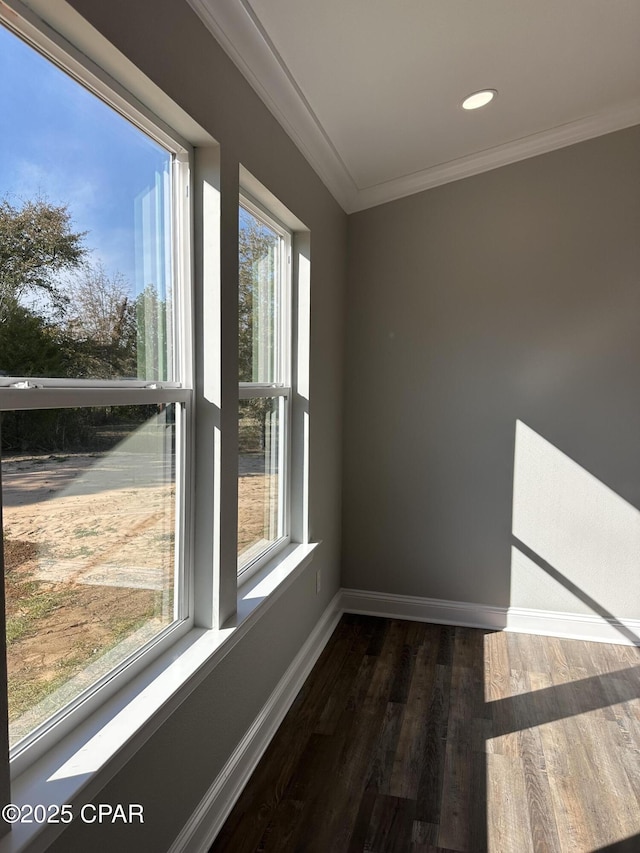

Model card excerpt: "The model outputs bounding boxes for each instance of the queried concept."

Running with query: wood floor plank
[414,662,452,822]
[388,630,420,705]
[411,820,439,847]
[436,632,486,851]
[495,666,561,851]
[486,751,534,853]
[519,721,562,851]
[362,794,415,853]
[389,639,440,799]
[436,624,455,668]
[363,614,389,656]
[305,620,410,852]
[611,715,640,802]
[584,718,640,847]
[609,665,640,721]
[484,630,511,702]
[548,709,606,850]
[543,636,572,683]
[256,799,304,852]
[364,701,405,795]
[347,788,378,853]
[315,646,377,735]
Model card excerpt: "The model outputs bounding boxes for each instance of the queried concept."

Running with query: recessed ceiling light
[461,89,497,110]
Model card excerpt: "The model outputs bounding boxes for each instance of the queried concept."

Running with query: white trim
[183,0,640,213]
[0,387,190,411]
[341,589,507,631]
[238,384,289,399]
[341,588,640,646]
[185,0,357,212]
[505,606,640,646]
[167,589,342,853]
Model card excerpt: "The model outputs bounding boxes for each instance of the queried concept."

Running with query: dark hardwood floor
[210,615,640,852]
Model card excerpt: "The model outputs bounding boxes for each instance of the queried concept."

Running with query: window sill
[0,542,318,853]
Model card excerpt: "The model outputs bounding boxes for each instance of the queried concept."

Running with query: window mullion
[239,384,289,400]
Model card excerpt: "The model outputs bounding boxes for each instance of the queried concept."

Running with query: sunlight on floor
[484,630,640,851]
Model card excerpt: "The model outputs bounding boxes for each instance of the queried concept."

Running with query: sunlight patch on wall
[511,420,640,618]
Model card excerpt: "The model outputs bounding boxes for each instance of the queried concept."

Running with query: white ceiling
[187,0,640,212]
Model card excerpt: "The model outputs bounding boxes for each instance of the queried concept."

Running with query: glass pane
[0,23,174,382]
[239,206,283,384]
[238,397,284,570]
[1,404,177,747]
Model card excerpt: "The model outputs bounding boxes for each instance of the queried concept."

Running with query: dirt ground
[238,453,278,556]
[2,450,273,744]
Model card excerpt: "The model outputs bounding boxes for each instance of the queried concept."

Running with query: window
[0,7,315,848]
[0,18,191,765]
[238,197,291,577]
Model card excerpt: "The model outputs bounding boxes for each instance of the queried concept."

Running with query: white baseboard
[341,588,640,646]
[168,591,343,853]
[505,606,640,645]
[340,588,508,631]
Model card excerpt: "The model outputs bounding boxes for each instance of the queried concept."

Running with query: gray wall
[343,126,640,621]
[41,0,346,850]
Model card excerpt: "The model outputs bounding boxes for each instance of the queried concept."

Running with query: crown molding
[185,0,358,212]
[186,0,640,214]
[354,100,640,211]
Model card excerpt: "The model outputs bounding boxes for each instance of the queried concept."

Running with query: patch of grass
[5,578,76,645]
[74,527,99,538]
[9,669,72,720]
[66,545,93,558]
[6,583,160,722]
[153,532,174,544]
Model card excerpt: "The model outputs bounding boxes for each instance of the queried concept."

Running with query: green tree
[0,196,87,384]
[0,197,86,320]
[239,211,277,450]
[134,282,170,382]
[0,304,70,378]
[239,212,277,383]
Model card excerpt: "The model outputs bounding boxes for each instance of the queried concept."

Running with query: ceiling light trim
[461,89,498,110]
[185,0,357,211]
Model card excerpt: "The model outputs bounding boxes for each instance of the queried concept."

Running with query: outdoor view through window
[0,23,182,750]
[238,203,289,573]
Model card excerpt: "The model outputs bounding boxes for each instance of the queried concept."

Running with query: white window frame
[0,11,195,777]
[237,194,292,581]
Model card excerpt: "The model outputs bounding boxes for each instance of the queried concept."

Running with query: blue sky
[0,23,171,294]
